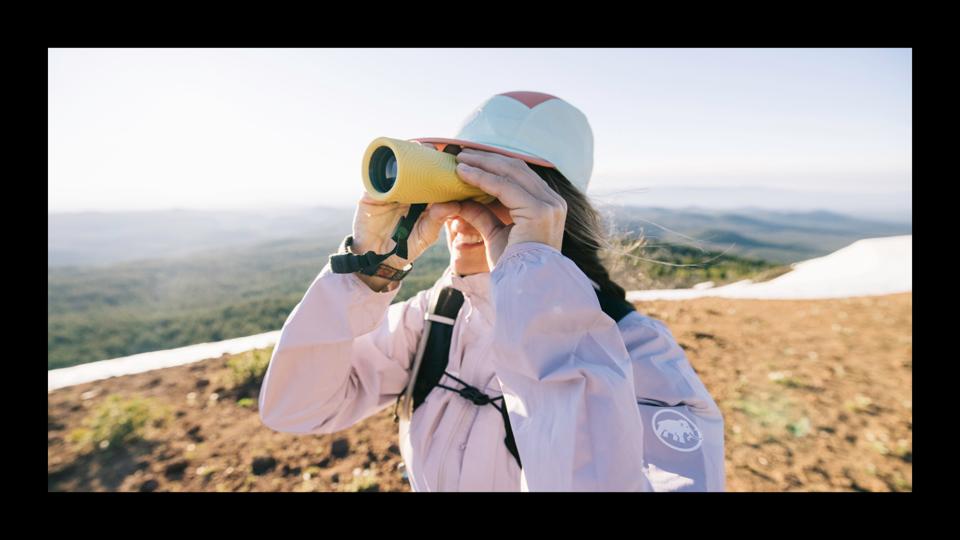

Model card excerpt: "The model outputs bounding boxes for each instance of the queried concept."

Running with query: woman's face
[415,142,515,276]
[444,199,513,276]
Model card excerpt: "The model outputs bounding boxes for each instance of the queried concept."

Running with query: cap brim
[410,137,556,169]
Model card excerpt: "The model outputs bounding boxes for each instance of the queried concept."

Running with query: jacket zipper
[436,305,472,491]
[436,394,471,491]
[436,298,482,491]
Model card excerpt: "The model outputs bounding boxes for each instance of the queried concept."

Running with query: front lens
[370,146,397,193]
[385,155,397,180]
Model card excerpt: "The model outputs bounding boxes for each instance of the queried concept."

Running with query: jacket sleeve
[258,262,429,435]
[490,242,651,492]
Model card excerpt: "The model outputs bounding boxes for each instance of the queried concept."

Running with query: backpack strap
[594,284,636,323]
[394,281,637,471]
[434,370,523,469]
[393,285,464,422]
[412,287,464,410]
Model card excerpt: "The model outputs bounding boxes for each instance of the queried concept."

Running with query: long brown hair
[527,163,628,300]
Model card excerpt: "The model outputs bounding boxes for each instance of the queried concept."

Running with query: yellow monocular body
[361,137,496,204]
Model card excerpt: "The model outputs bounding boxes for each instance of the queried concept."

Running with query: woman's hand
[453,148,567,268]
[350,193,461,292]
[352,192,461,264]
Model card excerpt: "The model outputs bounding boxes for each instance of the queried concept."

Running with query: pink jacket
[259,241,725,491]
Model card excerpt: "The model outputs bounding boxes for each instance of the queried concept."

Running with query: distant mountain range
[47,204,911,369]
[588,184,912,224]
[49,204,911,268]
[48,207,355,267]
[603,206,911,264]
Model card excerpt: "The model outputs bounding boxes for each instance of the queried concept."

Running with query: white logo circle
[651,409,703,452]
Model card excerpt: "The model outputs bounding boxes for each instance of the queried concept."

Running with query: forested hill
[48,206,910,369]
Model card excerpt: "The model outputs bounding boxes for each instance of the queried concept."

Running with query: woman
[258,91,725,491]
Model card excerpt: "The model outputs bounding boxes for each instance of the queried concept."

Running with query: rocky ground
[48,292,912,492]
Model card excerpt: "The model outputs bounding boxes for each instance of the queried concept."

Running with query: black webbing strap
[595,285,636,323]
[393,282,637,472]
[412,287,464,410]
[329,203,428,275]
[391,286,465,425]
[436,370,522,469]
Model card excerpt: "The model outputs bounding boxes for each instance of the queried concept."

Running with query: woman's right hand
[350,193,461,289]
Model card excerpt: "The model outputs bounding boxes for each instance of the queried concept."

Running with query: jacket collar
[437,256,602,303]
[432,265,493,322]
[446,265,492,301]
[432,256,606,323]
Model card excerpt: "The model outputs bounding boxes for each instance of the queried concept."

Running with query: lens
[385,155,397,181]
[369,146,398,193]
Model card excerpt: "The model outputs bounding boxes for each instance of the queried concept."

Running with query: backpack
[393,283,637,470]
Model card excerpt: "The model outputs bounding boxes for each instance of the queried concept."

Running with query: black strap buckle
[329,203,428,274]
[457,385,493,406]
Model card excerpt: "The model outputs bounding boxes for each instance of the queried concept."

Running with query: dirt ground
[48,292,912,492]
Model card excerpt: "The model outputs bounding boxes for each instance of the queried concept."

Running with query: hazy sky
[49,48,911,212]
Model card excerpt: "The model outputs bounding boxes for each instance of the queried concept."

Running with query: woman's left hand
[453,148,567,268]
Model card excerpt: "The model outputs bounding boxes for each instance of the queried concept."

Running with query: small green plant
[768,371,804,388]
[236,398,255,408]
[892,473,912,491]
[196,465,220,478]
[787,417,811,438]
[774,377,805,389]
[732,396,792,430]
[228,347,273,389]
[339,468,380,492]
[894,439,912,461]
[844,394,876,414]
[68,395,163,451]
